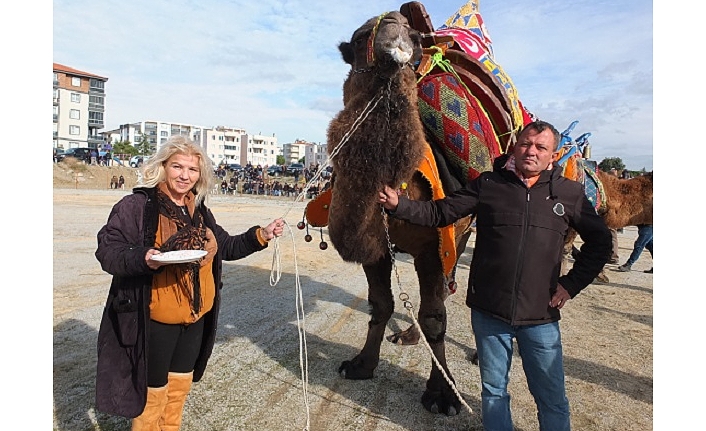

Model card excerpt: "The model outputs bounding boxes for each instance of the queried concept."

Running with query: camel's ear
[339,41,355,65]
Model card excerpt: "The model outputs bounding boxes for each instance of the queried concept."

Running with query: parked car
[57,147,92,163]
[266,165,283,177]
[287,163,305,175]
[227,163,243,173]
[129,155,150,168]
[54,148,66,163]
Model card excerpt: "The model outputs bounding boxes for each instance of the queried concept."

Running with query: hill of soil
[53,159,141,190]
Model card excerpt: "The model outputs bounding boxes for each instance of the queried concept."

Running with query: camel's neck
[343,66,417,108]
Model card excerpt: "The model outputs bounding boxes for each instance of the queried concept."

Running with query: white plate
[150,250,207,264]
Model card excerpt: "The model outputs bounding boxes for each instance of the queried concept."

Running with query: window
[71,93,81,103]
[69,125,80,135]
[161,131,168,137]
[72,77,81,86]
[53,72,58,82]
[89,95,104,106]
[89,79,104,90]
[89,111,103,122]
[69,109,80,120]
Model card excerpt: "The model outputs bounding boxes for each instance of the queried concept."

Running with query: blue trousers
[472,309,571,431]
[625,224,653,266]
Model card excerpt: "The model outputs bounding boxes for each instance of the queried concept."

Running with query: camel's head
[338,11,422,77]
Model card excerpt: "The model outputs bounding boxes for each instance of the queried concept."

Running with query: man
[378,120,611,431]
[617,223,653,273]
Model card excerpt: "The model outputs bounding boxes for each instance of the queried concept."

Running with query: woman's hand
[145,249,164,270]
[261,218,285,241]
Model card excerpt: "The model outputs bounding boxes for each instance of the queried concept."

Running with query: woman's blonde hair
[139,136,214,205]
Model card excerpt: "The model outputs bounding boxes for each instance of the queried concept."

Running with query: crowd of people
[212,162,330,199]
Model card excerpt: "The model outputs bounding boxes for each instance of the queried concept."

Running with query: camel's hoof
[594,273,610,283]
[338,360,374,380]
[421,388,461,416]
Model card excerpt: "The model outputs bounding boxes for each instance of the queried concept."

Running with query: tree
[598,157,625,172]
[276,155,285,165]
[136,134,152,156]
[112,140,137,157]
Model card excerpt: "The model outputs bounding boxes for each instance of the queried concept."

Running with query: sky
[52,0,654,171]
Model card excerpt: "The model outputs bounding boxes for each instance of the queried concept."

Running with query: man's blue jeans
[471,309,571,431]
[625,224,653,266]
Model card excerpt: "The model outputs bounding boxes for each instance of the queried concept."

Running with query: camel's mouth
[388,43,412,64]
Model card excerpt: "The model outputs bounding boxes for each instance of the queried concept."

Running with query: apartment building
[106,122,279,167]
[107,121,204,153]
[243,132,279,167]
[193,125,247,166]
[282,139,312,165]
[53,63,108,150]
[304,142,329,169]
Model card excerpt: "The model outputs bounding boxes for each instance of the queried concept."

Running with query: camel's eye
[352,33,370,47]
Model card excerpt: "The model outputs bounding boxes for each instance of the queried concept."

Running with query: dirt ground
[52,171,653,430]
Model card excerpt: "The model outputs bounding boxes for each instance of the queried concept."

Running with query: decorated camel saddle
[304,0,535,280]
[554,120,606,213]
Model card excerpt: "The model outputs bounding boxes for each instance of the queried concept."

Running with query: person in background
[94,136,284,430]
[119,175,126,190]
[378,120,611,431]
[617,224,653,273]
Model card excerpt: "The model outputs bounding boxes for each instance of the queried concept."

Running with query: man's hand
[378,185,399,211]
[549,283,571,309]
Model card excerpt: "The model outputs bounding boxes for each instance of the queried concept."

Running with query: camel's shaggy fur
[597,171,653,228]
[325,11,473,416]
[563,171,653,279]
[326,13,426,264]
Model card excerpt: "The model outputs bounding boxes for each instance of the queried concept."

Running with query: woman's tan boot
[131,385,168,431]
[159,371,193,430]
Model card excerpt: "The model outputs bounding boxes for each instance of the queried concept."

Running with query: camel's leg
[338,254,393,380]
[387,228,474,346]
[414,251,461,416]
[561,229,578,276]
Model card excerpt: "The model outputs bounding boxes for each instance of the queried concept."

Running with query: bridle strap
[366,12,388,66]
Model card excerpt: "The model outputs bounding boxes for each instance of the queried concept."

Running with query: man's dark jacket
[391,155,611,325]
[94,187,267,418]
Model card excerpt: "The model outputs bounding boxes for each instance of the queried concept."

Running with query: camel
[595,170,653,229]
[324,10,488,416]
[563,170,653,279]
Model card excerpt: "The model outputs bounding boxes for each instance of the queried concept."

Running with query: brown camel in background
[564,171,653,279]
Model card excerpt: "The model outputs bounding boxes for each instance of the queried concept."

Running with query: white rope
[263,89,387,430]
[382,208,473,414]
[268,222,311,430]
[279,88,386,221]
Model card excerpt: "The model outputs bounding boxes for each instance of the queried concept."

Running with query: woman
[94,136,283,430]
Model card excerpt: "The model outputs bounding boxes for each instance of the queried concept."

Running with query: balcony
[88,119,104,127]
[88,135,104,146]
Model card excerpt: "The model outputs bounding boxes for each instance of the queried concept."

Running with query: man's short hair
[518,120,561,151]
